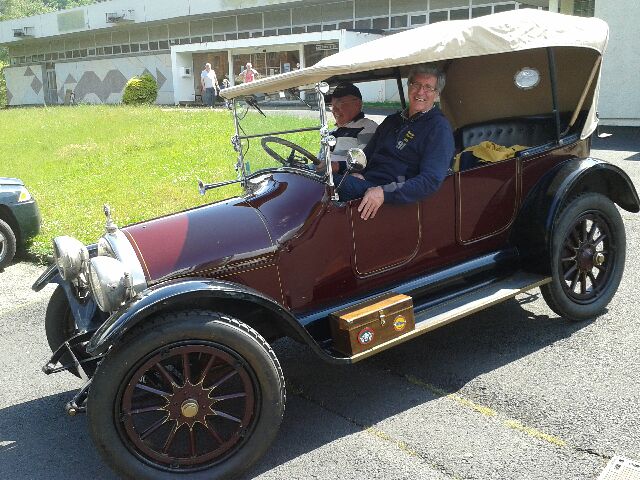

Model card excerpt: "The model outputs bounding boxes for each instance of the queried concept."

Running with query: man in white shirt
[321,82,378,173]
[200,63,218,107]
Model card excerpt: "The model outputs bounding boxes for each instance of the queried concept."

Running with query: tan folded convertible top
[222,9,608,139]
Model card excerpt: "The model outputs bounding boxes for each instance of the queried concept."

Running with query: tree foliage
[0,0,95,21]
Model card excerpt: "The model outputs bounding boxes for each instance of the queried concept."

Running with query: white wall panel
[595,0,640,126]
[54,54,172,105]
[4,66,45,105]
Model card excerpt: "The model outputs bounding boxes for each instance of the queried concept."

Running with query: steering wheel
[261,136,320,166]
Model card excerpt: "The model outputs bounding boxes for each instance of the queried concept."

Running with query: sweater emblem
[396,130,415,151]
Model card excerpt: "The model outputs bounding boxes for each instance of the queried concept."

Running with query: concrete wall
[54,54,173,104]
[4,65,45,105]
[5,54,172,105]
[595,0,640,126]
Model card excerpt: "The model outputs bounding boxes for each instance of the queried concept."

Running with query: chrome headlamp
[88,256,132,312]
[52,236,89,282]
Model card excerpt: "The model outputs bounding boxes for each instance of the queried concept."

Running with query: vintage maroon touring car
[35,10,638,480]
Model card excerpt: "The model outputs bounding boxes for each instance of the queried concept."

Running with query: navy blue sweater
[362,107,454,204]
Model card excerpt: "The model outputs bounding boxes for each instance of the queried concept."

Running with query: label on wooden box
[330,292,415,356]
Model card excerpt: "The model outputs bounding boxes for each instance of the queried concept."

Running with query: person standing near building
[200,63,219,107]
[240,62,259,83]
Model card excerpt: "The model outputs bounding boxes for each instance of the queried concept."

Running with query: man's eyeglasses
[409,82,438,93]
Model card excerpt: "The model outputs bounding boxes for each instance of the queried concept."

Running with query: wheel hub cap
[577,246,595,271]
[593,252,605,266]
[181,399,199,418]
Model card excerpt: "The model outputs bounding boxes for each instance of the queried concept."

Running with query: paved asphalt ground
[0,127,638,480]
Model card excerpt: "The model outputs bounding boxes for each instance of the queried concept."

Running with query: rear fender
[86,278,337,361]
[512,157,639,273]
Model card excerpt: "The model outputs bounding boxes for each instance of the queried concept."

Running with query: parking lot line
[403,374,566,448]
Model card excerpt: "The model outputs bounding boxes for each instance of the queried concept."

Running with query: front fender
[86,278,340,362]
[513,157,639,272]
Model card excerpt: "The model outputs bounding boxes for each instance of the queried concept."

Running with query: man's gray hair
[408,63,446,92]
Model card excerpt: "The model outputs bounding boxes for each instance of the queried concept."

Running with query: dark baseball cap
[327,82,362,101]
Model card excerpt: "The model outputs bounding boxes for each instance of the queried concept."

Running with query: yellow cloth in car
[453,141,528,172]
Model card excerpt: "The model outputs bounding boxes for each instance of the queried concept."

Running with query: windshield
[233,88,326,176]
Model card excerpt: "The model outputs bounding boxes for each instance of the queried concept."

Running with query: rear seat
[451,112,586,172]
[455,115,559,151]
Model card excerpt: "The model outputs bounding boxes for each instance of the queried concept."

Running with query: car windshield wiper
[287,88,314,109]
[244,95,266,117]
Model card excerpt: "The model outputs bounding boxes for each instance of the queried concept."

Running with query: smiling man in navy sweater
[336,63,455,220]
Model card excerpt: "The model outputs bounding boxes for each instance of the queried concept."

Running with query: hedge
[122,73,158,105]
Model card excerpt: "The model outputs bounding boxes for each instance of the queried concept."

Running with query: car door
[456,157,520,243]
[349,200,421,277]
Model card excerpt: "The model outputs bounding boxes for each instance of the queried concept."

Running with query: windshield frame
[231,83,337,198]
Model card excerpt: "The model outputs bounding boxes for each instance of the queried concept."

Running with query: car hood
[122,197,274,284]
[0,177,24,186]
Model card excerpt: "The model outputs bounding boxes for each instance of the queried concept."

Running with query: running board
[346,272,551,363]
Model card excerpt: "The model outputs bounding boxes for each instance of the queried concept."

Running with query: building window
[323,23,337,31]
[104,46,113,55]
[226,33,238,40]
[494,4,516,13]
[429,11,448,23]
[263,29,277,37]
[411,14,426,25]
[306,25,321,33]
[130,44,139,53]
[339,20,353,29]
[148,42,158,51]
[472,6,492,18]
[139,43,148,51]
[372,17,389,29]
[391,15,407,28]
[202,35,213,42]
[573,0,595,17]
[112,45,121,54]
[96,47,104,55]
[354,19,371,29]
[292,26,305,34]
[214,34,225,41]
[121,44,130,53]
[88,48,95,56]
[449,8,469,20]
[238,32,250,39]
[278,27,292,35]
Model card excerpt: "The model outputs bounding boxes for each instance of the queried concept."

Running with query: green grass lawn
[1,104,320,259]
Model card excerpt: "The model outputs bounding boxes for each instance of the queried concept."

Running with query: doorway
[192,52,229,102]
[43,63,58,105]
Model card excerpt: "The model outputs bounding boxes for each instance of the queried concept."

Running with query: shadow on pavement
[244,293,595,477]
[0,391,117,480]
[0,294,595,479]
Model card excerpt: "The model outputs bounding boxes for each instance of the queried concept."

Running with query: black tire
[540,193,626,321]
[45,285,94,378]
[87,310,285,480]
[0,218,17,269]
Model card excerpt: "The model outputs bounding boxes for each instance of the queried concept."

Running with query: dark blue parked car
[0,177,41,269]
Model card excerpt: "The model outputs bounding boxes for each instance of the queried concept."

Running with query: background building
[0,0,636,126]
